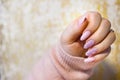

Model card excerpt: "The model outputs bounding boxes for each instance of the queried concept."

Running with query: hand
[58,11,116,63]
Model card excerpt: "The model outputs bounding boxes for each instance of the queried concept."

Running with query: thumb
[60,16,88,44]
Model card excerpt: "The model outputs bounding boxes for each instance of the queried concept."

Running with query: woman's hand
[59,11,116,63]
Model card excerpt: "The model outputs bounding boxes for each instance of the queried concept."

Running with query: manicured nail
[79,16,86,26]
[85,48,97,56]
[84,57,95,63]
[84,40,95,49]
[80,31,91,41]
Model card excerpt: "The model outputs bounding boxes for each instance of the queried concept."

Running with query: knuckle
[93,11,101,17]
[89,11,101,18]
[86,11,101,18]
[103,18,111,27]
[103,53,108,58]
[109,30,116,42]
[112,32,116,41]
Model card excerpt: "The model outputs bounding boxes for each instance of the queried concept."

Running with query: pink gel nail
[84,57,95,63]
[85,48,97,56]
[84,40,95,49]
[80,31,91,41]
[78,16,86,26]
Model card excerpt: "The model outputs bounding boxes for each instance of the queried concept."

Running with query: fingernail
[86,48,97,56]
[84,57,95,63]
[79,16,86,26]
[84,40,95,49]
[80,31,91,41]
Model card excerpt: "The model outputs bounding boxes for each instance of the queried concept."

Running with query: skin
[26,11,116,80]
[59,11,116,62]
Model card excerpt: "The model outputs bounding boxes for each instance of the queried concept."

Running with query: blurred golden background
[0,0,120,80]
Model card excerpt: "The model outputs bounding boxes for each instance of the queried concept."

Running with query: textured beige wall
[0,0,120,80]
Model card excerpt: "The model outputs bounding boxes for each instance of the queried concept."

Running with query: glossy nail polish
[79,16,86,26]
[85,48,97,56]
[84,57,95,63]
[84,40,95,49]
[80,31,91,41]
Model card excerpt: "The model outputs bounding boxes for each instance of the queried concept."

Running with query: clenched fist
[58,11,116,63]
[25,11,116,80]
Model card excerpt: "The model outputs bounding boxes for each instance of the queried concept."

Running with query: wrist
[50,44,95,80]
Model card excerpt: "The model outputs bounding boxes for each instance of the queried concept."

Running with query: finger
[80,11,102,41]
[93,47,111,62]
[60,16,88,44]
[85,30,116,56]
[84,18,111,49]
[84,47,111,63]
